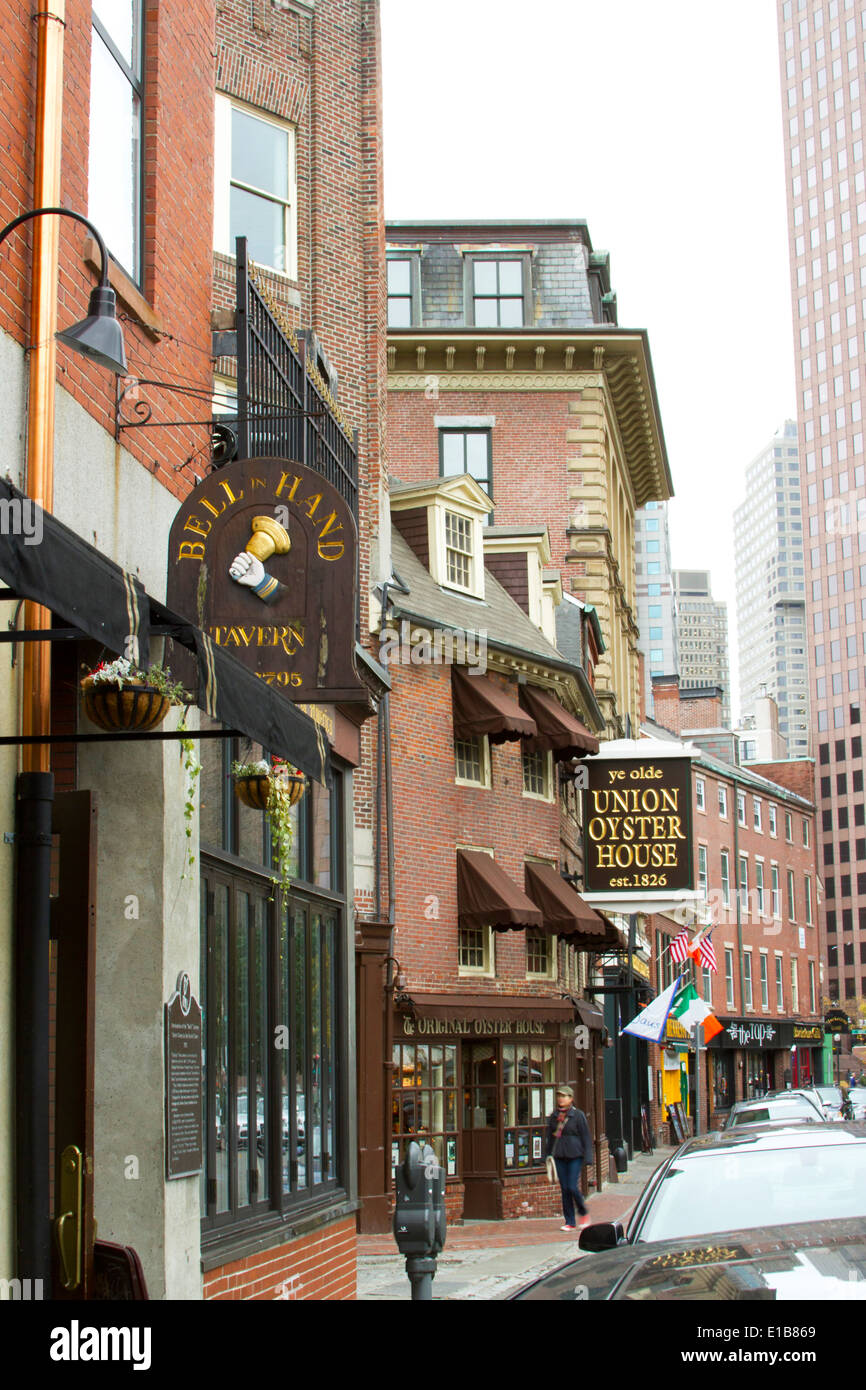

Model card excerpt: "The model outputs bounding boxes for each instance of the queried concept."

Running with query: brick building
[0,0,386,1303]
[645,681,823,1136]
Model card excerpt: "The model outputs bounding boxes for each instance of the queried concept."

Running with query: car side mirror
[578,1220,623,1253]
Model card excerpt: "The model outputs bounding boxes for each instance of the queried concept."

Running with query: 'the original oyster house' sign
[167,457,365,702]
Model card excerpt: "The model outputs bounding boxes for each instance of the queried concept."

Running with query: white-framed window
[787,868,796,920]
[458,924,494,975]
[702,965,713,1006]
[805,874,814,925]
[522,747,553,801]
[769,805,778,837]
[739,854,749,913]
[803,817,811,848]
[698,844,708,895]
[696,777,706,812]
[718,785,728,819]
[753,797,763,831]
[760,952,769,1010]
[791,957,799,1013]
[755,859,765,915]
[744,951,754,1010]
[785,810,793,841]
[214,94,297,278]
[738,792,747,827]
[771,863,781,919]
[725,947,736,1009]
[809,959,817,1012]
[775,954,784,1011]
[89,0,144,282]
[454,734,490,788]
[444,510,474,590]
[526,929,555,979]
[721,849,731,908]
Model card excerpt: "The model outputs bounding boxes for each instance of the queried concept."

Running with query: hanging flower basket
[80,657,188,733]
[231,759,306,897]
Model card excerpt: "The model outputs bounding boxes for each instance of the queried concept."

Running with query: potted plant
[80,656,188,733]
[232,757,306,896]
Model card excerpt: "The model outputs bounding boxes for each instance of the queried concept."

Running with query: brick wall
[203,1217,356,1300]
[751,759,817,805]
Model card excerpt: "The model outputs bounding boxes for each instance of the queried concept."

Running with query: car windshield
[849,1090,866,1104]
[816,1087,843,1105]
[635,1142,866,1243]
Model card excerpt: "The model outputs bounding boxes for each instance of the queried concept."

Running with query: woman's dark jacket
[545,1105,592,1161]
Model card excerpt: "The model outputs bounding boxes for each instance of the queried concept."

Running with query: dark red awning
[452,668,536,744]
[457,849,543,931]
[520,685,599,759]
[524,861,610,940]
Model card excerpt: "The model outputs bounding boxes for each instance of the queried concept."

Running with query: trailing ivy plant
[231,758,300,900]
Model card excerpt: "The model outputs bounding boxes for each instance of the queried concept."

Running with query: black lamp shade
[56,284,127,376]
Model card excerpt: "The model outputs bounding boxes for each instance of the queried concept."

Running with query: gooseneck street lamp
[1,205,126,1291]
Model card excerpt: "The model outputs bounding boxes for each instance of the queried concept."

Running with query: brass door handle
[54,1145,83,1290]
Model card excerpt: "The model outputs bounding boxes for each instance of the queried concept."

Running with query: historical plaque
[166,456,365,703]
[164,972,203,1180]
[583,755,694,895]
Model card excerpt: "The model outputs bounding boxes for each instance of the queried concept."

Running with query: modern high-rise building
[777,0,866,1006]
[672,570,731,727]
[734,421,810,757]
[635,500,678,714]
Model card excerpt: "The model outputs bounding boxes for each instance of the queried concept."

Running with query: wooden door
[50,791,97,1299]
[460,1042,501,1219]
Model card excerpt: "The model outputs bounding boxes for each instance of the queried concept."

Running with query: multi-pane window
[698,844,708,895]
[786,811,794,841]
[522,748,551,799]
[771,864,781,918]
[809,960,817,1012]
[769,805,778,836]
[756,860,765,915]
[459,924,492,974]
[455,734,488,786]
[803,818,811,847]
[215,96,296,276]
[721,849,731,908]
[702,965,713,1005]
[503,1044,556,1170]
[440,429,492,498]
[470,258,525,326]
[444,510,473,589]
[386,256,416,326]
[775,955,784,1011]
[754,797,763,831]
[392,1043,458,1175]
[805,874,814,925]
[89,0,143,281]
[725,948,735,1009]
[526,929,554,977]
[739,854,749,912]
[718,785,728,818]
[744,952,754,1010]
[760,953,769,1009]
[791,958,799,1013]
[788,868,796,920]
[738,793,747,827]
[696,778,705,811]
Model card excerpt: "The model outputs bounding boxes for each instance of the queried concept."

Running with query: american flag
[696,930,718,973]
[668,929,691,964]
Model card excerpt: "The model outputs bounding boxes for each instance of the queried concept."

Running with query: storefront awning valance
[401,993,576,1024]
[572,999,605,1031]
[452,667,536,744]
[519,684,599,759]
[524,861,610,939]
[457,849,542,931]
[0,480,329,784]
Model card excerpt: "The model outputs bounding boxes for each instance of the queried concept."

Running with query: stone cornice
[387,329,673,506]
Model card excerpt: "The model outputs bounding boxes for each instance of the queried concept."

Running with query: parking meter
[393,1141,446,1299]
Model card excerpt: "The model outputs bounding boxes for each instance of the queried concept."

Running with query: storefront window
[502,1044,556,1170]
[712,1052,735,1111]
[745,1052,773,1098]
[392,1043,458,1175]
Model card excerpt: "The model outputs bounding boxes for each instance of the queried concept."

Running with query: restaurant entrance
[461,1041,501,1219]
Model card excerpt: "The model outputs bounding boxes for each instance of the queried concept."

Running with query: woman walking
[545,1085,592,1232]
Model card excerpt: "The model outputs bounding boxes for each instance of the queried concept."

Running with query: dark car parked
[511,1123,866,1300]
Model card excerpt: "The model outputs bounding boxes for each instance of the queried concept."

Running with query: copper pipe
[21,1,65,773]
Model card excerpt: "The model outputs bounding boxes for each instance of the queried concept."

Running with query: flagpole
[694,1020,702,1138]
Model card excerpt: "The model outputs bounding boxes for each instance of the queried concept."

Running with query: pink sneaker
[560,1224,575,1231]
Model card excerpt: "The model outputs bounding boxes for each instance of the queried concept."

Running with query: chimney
[651,674,682,735]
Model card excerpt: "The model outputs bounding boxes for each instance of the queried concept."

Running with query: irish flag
[670,983,723,1043]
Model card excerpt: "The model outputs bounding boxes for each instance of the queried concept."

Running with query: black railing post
[236,236,250,462]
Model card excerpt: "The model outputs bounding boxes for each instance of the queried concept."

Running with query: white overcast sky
[380,0,797,708]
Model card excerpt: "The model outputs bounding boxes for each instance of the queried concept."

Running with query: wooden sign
[167,457,365,703]
[583,756,694,895]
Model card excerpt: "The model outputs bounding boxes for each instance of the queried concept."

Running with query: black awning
[457,849,543,931]
[519,684,599,759]
[0,481,329,783]
[0,477,150,659]
[524,861,610,939]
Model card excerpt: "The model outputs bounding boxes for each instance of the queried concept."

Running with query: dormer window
[445,511,473,588]
[466,254,530,327]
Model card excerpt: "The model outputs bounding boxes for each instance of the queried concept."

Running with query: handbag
[545,1155,556,1184]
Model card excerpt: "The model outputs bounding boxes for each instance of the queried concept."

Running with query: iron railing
[235,237,358,524]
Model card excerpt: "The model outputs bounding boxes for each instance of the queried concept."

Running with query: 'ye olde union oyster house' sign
[167,456,365,703]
